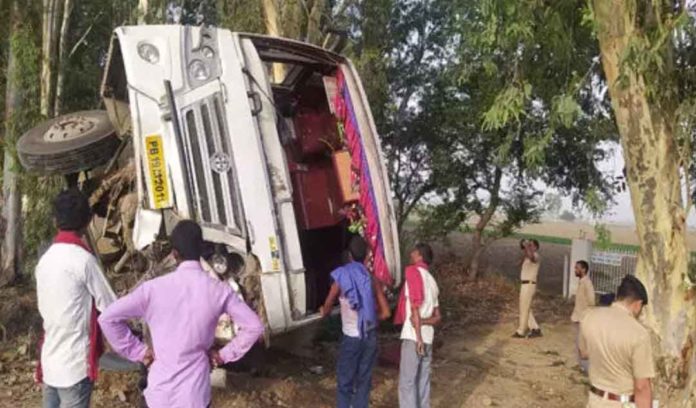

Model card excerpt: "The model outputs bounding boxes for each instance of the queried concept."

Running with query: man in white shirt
[397,243,441,408]
[35,189,116,408]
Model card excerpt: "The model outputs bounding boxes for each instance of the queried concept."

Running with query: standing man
[99,220,264,408]
[579,275,654,408]
[513,239,542,338]
[319,236,390,408]
[36,189,117,408]
[395,243,441,408]
[571,260,595,372]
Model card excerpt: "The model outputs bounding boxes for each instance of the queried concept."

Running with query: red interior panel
[291,161,343,230]
[294,109,339,158]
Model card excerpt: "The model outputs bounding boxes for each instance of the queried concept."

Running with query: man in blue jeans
[35,189,117,408]
[320,236,390,408]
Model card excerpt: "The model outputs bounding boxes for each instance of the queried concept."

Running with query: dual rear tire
[17,110,121,175]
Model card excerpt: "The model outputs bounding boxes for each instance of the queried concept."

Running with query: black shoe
[528,329,543,338]
[511,332,527,339]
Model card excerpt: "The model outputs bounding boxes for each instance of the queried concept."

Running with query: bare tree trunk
[1,0,21,287]
[306,0,325,45]
[41,0,61,118]
[137,0,149,24]
[468,167,502,279]
[469,230,484,279]
[594,1,696,405]
[261,0,286,82]
[54,0,73,116]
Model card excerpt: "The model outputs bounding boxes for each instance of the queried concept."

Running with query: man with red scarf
[394,243,441,408]
[35,189,116,407]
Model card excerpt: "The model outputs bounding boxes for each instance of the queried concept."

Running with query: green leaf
[482,82,531,130]
[552,94,582,128]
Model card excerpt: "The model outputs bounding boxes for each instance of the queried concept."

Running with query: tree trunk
[468,167,502,279]
[306,0,325,45]
[594,1,696,404]
[0,0,22,287]
[261,0,287,82]
[137,0,148,24]
[469,230,484,279]
[41,0,61,118]
[54,0,73,115]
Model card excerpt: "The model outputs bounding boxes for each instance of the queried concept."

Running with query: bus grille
[180,93,242,234]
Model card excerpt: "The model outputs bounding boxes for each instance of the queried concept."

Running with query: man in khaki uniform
[571,260,595,372]
[512,239,541,338]
[579,275,654,408]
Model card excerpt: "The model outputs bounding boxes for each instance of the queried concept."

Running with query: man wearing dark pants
[320,236,390,408]
[395,243,441,408]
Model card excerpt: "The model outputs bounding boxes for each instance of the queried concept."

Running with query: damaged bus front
[18,25,401,340]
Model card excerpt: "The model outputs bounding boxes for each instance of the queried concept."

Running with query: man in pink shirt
[99,220,264,408]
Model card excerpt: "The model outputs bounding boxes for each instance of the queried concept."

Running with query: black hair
[616,275,649,306]
[576,260,589,272]
[531,239,540,250]
[348,235,368,263]
[228,252,245,275]
[415,242,434,265]
[54,188,92,231]
[170,220,203,261]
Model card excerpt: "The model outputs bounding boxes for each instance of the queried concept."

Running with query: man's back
[580,303,654,395]
[36,243,116,387]
[571,275,595,322]
[143,263,228,379]
[100,260,264,408]
[520,255,540,281]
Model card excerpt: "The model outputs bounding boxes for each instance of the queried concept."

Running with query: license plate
[145,134,170,209]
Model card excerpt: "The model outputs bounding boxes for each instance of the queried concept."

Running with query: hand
[33,364,41,384]
[208,349,224,368]
[416,340,425,357]
[142,348,155,368]
[319,305,330,318]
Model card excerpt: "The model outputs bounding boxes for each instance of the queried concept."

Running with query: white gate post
[563,254,569,298]
[569,239,593,298]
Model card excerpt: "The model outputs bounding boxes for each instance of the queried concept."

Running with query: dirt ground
[0,238,600,408]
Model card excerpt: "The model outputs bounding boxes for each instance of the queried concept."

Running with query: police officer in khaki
[579,275,654,408]
[512,239,542,338]
[571,260,595,372]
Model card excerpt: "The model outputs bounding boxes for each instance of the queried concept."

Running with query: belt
[590,385,634,403]
[521,280,536,285]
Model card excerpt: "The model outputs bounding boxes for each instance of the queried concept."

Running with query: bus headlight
[137,42,160,64]
[201,46,215,59]
[189,60,210,81]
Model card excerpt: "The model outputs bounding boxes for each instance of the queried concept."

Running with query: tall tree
[40,0,61,118]
[54,0,73,115]
[0,0,22,286]
[1,0,41,285]
[592,0,696,403]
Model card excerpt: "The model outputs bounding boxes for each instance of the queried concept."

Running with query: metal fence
[590,248,638,294]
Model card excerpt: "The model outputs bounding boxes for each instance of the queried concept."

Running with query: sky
[560,142,696,227]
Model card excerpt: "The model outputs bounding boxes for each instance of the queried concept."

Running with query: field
[516,220,696,251]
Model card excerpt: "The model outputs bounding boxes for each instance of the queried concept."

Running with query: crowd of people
[34,189,441,408]
[34,188,656,408]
